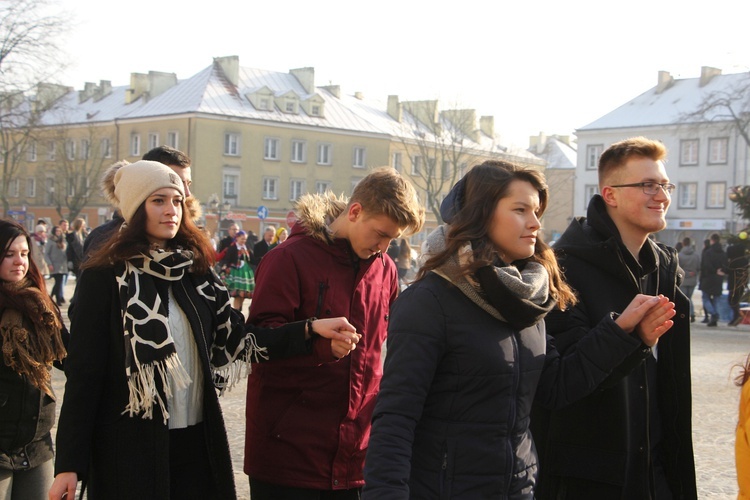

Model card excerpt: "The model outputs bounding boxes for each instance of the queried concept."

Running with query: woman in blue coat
[363,161,676,499]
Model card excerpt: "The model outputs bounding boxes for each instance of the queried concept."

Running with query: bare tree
[47,124,111,221]
[681,71,750,148]
[398,101,477,224]
[0,0,71,216]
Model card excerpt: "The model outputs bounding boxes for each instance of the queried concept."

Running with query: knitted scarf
[0,277,66,396]
[425,226,556,329]
[118,248,265,423]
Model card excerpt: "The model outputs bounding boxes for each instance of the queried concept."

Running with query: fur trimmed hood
[293,192,348,243]
[100,159,201,221]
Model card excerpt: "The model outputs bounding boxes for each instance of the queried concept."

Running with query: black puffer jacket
[363,269,643,499]
[530,196,696,499]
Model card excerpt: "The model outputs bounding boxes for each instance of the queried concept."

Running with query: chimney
[79,82,97,103]
[655,70,673,94]
[36,83,72,109]
[354,91,364,100]
[147,71,177,99]
[94,80,112,102]
[440,108,478,142]
[403,100,439,127]
[214,55,239,86]
[290,67,315,94]
[387,95,402,122]
[479,116,494,138]
[529,132,547,154]
[125,72,176,104]
[700,66,721,87]
[321,85,340,98]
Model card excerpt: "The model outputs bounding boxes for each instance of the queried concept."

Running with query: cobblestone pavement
[49,279,750,498]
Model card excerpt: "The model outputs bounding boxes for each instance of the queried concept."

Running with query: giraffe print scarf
[117,248,247,423]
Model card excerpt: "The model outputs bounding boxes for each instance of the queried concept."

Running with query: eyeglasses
[609,182,675,196]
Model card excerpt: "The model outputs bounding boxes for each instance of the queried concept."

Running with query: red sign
[286,210,297,228]
[226,212,247,221]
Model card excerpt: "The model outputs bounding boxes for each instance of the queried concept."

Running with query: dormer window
[259,97,270,110]
[285,102,295,113]
[311,105,321,116]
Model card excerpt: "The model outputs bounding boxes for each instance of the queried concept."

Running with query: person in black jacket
[48,161,359,500]
[699,233,727,327]
[726,238,749,326]
[0,220,67,499]
[530,137,697,498]
[363,160,676,499]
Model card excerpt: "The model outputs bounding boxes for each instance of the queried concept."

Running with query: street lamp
[207,194,232,238]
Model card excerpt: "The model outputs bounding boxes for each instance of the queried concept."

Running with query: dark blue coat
[363,270,643,499]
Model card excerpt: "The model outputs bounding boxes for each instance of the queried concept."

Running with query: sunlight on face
[144,188,183,248]
[487,180,541,263]
[0,236,29,283]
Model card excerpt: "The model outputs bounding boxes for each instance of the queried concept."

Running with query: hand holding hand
[49,472,78,500]
[308,317,362,359]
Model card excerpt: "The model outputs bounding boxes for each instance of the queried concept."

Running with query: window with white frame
[148,133,159,151]
[26,178,35,198]
[8,178,19,197]
[353,147,366,168]
[290,179,305,201]
[412,155,423,175]
[167,131,179,149]
[264,138,280,160]
[80,139,90,160]
[130,134,140,157]
[680,139,699,166]
[100,138,112,158]
[65,139,76,160]
[224,133,240,156]
[262,177,279,200]
[311,105,321,116]
[285,101,296,113]
[708,137,728,164]
[27,141,37,162]
[291,140,307,163]
[223,172,239,200]
[315,180,332,194]
[442,160,451,178]
[706,182,726,208]
[67,177,76,197]
[392,152,402,172]
[46,141,56,161]
[678,182,697,208]
[317,143,332,165]
[258,97,270,111]
[586,144,603,170]
[584,184,599,209]
[45,178,54,204]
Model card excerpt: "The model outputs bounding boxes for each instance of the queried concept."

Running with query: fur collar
[293,192,349,243]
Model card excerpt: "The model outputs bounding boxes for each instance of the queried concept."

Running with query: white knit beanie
[113,160,185,223]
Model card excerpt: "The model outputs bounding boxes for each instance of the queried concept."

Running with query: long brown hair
[85,199,216,275]
[418,160,577,310]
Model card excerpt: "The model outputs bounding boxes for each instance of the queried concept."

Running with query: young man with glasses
[531,137,696,498]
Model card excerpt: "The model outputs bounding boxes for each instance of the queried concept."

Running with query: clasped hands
[308,317,362,359]
[615,294,676,347]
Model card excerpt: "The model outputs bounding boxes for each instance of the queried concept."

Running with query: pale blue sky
[56,0,750,146]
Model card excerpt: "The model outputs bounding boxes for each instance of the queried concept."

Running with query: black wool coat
[530,196,697,499]
[55,265,308,499]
